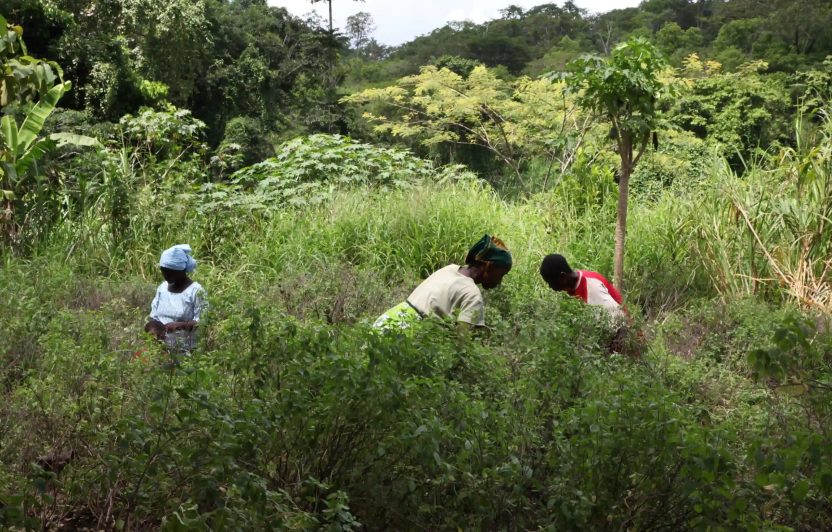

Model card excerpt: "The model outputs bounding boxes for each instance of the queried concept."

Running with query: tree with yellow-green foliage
[343,64,596,193]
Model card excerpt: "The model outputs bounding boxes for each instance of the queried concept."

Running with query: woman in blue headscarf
[144,244,207,352]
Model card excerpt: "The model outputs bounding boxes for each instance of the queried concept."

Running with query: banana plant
[1,80,101,239]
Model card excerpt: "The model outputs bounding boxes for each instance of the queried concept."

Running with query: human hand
[145,320,166,340]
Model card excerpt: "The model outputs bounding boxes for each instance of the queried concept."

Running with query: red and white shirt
[569,270,625,319]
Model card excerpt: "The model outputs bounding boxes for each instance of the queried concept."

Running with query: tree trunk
[328,0,333,34]
[613,135,632,291]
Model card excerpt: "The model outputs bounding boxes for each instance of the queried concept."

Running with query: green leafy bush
[200,134,475,211]
[4,89,832,529]
[629,131,710,202]
[2,258,829,529]
[672,63,792,167]
[218,116,273,168]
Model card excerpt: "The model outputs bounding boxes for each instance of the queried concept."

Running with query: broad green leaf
[0,161,18,184]
[792,479,809,501]
[17,81,68,152]
[49,132,102,149]
[15,137,56,177]
[1,115,19,159]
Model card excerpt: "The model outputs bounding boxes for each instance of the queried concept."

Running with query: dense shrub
[197,134,477,212]
[1,254,829,529]
[219,116,274,168]
[671,63,792,167]
[629,131,710,202]
[3,163,832,528]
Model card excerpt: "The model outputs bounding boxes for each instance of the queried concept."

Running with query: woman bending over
[374,234,512,332]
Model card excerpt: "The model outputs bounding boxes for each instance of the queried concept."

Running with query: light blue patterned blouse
[149,281,206,352]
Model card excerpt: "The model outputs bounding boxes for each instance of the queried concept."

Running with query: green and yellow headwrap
[465,234,512,269]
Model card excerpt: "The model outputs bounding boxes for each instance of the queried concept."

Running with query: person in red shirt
[539,254,640,355]
[539,254,626,318]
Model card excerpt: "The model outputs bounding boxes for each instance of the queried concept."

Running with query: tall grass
[693,114,832,312]
[11,147,760,319]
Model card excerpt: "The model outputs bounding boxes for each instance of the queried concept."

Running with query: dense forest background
[5,0,832,150]
[2,0,832,529]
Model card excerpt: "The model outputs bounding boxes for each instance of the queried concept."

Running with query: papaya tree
[562,37,670,289]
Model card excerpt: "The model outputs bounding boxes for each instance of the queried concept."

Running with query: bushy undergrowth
[2,122,832,528]
[199,134,477,212]
[2,173,831,529]
[2,255,829,529]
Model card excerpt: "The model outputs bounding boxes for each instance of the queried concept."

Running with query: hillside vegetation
[1,1,831,529]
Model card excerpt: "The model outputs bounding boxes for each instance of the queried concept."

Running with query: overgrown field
[2,135,831,528]
[3,2,832,529]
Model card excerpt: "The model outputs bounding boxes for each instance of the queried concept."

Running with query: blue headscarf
[159,244,197,272]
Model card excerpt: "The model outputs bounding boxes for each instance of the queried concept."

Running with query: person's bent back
[373,234,512,332]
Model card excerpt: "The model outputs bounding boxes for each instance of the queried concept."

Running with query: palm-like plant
[562,38,672,289]
[1,15,100,244]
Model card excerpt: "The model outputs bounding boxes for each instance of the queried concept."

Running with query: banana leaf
[0,114,18,157]
[14,137,56,178]
[50,132,102,149]
[16,81,69,153]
